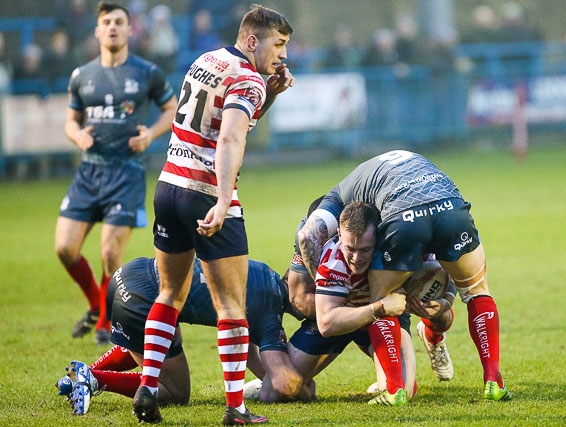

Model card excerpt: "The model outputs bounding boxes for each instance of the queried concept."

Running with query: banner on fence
[269,72,367,133]
[1,94,69,155]
[467,75,566,127]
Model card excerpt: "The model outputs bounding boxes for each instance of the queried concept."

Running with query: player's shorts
[107,261,183,358]
[153,181,248,260]
[59,161,147,227]
[289,313,411,356]
[371,197,481,271]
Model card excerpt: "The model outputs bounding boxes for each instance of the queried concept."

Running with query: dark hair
[97,2,130,23]
[240,4,293,39]
[339,201,379,237]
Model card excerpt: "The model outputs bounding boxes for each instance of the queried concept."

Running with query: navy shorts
[153,181,248,260]
[59,161,147,227]
[371,198,481,271]
[289,313,411,356]
[107,265,183,358]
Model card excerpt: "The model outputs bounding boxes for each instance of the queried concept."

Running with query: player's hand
[75,126,94,151]
[266,63,295,95]
[196,203,229,237]
[380,292,406,316]
[407,296,448,319]
[128,125,154,153]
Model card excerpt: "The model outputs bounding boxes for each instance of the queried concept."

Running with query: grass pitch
[0,143,565,426]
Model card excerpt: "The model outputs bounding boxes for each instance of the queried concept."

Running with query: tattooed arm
[297,213,332,279]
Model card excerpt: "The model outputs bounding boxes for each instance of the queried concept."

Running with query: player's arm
[129,95,178,153]
[287,269,316,320]
[297,215,330,279]
[197,107,249,237]
[65,107,94,151]
[258,350,316,402]
[315,292,406,337]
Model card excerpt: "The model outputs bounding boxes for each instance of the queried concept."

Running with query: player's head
[237,4,293,75]
[95,2,131,53]
[307,195,326,217]
[338,202,378,274]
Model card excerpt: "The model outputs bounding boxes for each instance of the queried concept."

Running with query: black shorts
[153,181,248,260]
[371,198,481,271]
[107,261,183,358]
[59,161,147,227]
[289,313,411,356]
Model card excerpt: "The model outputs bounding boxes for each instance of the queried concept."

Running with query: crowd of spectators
[0,1,549,97]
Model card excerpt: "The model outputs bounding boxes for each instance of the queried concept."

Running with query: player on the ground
[54,1,177,345]
[298,149,511,401]
[56,256,316,416]
[289,196,455,385]
[134,5,295,424]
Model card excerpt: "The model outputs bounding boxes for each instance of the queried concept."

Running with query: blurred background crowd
[1,0,566,180]
[0,0,553,96]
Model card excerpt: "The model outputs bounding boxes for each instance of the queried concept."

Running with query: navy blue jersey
[68,54,175,164]
[319,150,463,222]
[108,257,288,352]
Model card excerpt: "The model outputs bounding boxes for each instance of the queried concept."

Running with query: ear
[247,34,258,51]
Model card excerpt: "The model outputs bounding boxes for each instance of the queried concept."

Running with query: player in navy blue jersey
[54,2,177,345]
[298,149,511,402]
[55,256,316,416]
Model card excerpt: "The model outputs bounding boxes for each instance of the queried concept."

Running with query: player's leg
[417,308,454,381]
[201,255,249,413]
[54,216,100,338]
[95,223,133,343]
[440,243,510,400]
[368,327,417,400]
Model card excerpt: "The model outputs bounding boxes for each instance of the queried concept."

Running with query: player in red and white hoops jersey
[133,5,295,425]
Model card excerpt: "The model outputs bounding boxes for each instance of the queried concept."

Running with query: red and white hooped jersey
[158,47,267,217]
[314,235,370,307]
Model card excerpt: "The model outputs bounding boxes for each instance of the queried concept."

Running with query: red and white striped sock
[140,302,179,395]
[218,319,249,412]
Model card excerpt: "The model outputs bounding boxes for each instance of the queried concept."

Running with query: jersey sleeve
[223,74,266,120]
[67,67,83,111]
[147,63,176,106]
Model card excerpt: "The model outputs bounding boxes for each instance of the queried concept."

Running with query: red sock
[422,308,454,345]
[140,302,179,394]
[218,319,249,412]
[91,370,141,398]
[368,316,404,394]
[467,295,502,386]
[66,256,99,312]
[95,275,111,331]
[90,345,139,371]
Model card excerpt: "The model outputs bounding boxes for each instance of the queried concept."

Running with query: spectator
[498,1,542,43]
[0,32,12,94]
[188,8,223,53]
[460,4,502,45]
[395,14,424,65]
[361,29,399,67]
[127,0,150,56]
[56,0,94,65]
[42,29,75,93]
[13,44,49,97]
[146,5,179,74]
[217,1,251,44]
[321,25,361,70]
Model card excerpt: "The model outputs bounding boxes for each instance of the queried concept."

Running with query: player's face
[95,9,131,54]
[253,29,289,75]
[338,225,376,275]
